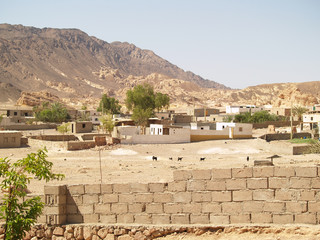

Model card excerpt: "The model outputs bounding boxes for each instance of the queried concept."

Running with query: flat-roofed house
[0,131,22,148]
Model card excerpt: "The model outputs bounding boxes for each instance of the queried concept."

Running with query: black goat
[152,156,157,161]
[177,157,183,161]
[200,157,206,161]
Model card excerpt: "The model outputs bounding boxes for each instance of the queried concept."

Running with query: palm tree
[292,106,308,122]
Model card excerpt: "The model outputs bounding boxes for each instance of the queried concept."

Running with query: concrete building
[187,108,219,117]
[226,105,263,114]
[0,131,22,148]
[70,121,93,134]
[270,107,291,117]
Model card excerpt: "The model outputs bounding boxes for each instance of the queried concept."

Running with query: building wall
[42,166,320,226]
[303,113,320,123]
[0,131,22,148]
[71,122,93,133]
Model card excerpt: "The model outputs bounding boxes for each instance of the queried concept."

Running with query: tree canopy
[97,94,121,115]
[33,102,70,123]
[155,92,170,112]
[234,110,282,123]
[292,106,308,121]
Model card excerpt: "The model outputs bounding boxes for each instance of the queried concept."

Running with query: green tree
[99,114,115,135]
[57,122,71,141]
[97,94,121,115]
[234,110,280,123]
[0,148,64,240]
[234,112,252,123]
[131,107,154,134]
[155,92,170,112]
[126,84,156,112]
[33,102,70,123]
[292,106,308,121]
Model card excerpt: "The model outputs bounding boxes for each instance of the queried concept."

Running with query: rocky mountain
[0,23,227,104]
[0,23,318,109]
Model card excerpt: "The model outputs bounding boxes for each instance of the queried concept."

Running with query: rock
[74,226,84,240]
[53,227,65,236]
[97,228,108,239]
[104,234,115,240]
[83,226,93,240]
[36,229,45,238]
[45,228,53,238]
[118,234,134,240]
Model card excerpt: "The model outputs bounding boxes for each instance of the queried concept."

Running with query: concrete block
[83,214,99,223]
[66,204,78,214]
[221,202,242,214]
[233,190,252,201]
[243,201,264,213]
[273,214,294,224]
[308,202,320,213]
[153,193,173,203]
[131,183,149,193]
[253,190,274,201]
[134,193,153,203]
[173,170,192,181]
[149,183,166,192]
[168,181,186,192]
[182,203,202,213]
[78,205,94,214]
[117,214,134,224]
[226,179,246,190]
[67,194,82,205]
[263,202,285,212]
[118,194,135,203]
[253,167,274,177]
[68,185,85,195]
[289,178,311,189]
[202,203,221,214]
[251,213,272,223]
[171,214,190,224]
[211,191,232,202]
[44,185,67,195]
[275,189,298,201]
[247,178,268,189]
[102,194,118,203]
[274,167,295,177]
[209,215,230,224]
[192,169,211,180]
[311,178,320,188]
[84,184,101,194]
[286,202,307,213]
[146,203,163,214]
[67,214,83,224]
[190,214,209,224]
[230,214,251,224]
[134,214,152,224]
[212,168,232,179]
[173,192,192,203]
[206,180,226,191]
[232,167,252,178]
[164,203,182,214]
[295,213,317,224]
[94,203,111,214]
[83,194,99,204]
[192,192,211,202]
[187,180,206,191]
[111,204,128,214]
[269,178,290,189]
[128,203,145,213]
[294,167,317,177]
[100,214,116,224]
[113,183,131,193]
[152,214,171,224]
[43,205,65,215]
[101,184,113,194]
[299,190,316,201]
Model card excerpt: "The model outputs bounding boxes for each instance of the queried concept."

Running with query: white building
[226,105,263,114]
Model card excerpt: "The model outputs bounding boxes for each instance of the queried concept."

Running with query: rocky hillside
[0,23,227,105]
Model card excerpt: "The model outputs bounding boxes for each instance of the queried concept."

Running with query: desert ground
[2,128,320,239]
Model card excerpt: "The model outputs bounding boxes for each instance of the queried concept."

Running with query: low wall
[2,124,57,130]
[28,138,68,150]
[261,133,312,142]
[29,135,78,141]
[253,121,300,129]
[122,134,190,144]
[81,133,108,141]
[43,166,320,226]
[67,141,96,151]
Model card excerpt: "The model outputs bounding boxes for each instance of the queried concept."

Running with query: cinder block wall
[43,166,320,225]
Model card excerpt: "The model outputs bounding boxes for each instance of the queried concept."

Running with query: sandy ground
[2,128,320,239]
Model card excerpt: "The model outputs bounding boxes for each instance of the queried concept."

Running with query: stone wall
[43,166,320,226]
[67,141,96,151]
[2,124,57,130]
[253,121,300,129]
[261,133,312,142]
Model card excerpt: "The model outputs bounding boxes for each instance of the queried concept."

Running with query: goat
[200,157,206,161]
[247,156,249,161]
[152,156,157,161]
[169,157,173,160]
[177,157,183,161]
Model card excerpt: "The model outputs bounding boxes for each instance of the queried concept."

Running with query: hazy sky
[1,0,319,89]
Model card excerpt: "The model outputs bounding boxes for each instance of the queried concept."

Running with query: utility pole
[290,102,293,140]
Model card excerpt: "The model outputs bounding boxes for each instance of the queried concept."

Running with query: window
[311,117,314,121]
[14,112,17,116]
[201,127,204,130]
[239,127,243,132]
[82,123,86,128]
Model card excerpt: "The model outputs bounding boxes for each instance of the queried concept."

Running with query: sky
[1,0,320,89]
